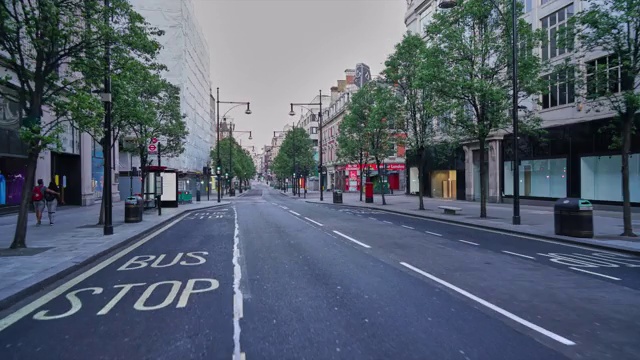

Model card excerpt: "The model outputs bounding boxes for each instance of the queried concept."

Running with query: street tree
[271,127,314,188]
[560,0,640,236]
[384,34,443,210]
[0,0,153,248]
[337,88,374,201]
[210,138,256,189]
[423,0,545,218]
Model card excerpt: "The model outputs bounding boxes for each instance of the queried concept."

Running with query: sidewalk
[292,190,640,254]
[0,199,230,309]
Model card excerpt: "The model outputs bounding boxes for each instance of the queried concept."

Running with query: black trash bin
[554,198,593,238]
[125,196,143,223]
[333,190,343,204]
[230,188,236,197]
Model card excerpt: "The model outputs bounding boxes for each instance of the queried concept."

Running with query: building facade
[405,0,640,205]
[122,0,212,195]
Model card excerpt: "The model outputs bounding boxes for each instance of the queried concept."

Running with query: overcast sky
[193,0,408,153]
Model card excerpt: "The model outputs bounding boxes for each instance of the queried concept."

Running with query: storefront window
[581,154,640,202]
[430,170,457,199]
[0,157,27,206]
[504,158,567,198]
[91,140,104,200]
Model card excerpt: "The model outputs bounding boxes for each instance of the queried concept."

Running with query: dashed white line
[569,267,621,281]
[333,231,372,249]
[458,240,479,246]
[401,225,415,230]
[502,251,536,260]
[368,217,377,221]
[304,217,324,226]
[383,220,393,224]
[289,210,300,216]
[280,206,288,210]
[425,231,442,237]
[399,262,576,346]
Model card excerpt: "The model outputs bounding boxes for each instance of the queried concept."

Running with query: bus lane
[0,206,236,360]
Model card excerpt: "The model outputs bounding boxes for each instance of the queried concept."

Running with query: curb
[306,200,640,256]
[0,202,230,311]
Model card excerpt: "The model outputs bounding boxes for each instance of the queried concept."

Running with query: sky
[192,0,408,153]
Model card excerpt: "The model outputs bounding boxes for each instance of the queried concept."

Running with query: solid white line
[502,251,536,260]
[399,262,576,346]
[425,231,442,237]
[569,267,621,281]
[402,225,415,230]
[383,220,393,224]
[232,206,244,360]
[459,240,479,246]
[333,231,372,249]
[0,213,190,332]
[304,217,324,227]
[289,210,300,216]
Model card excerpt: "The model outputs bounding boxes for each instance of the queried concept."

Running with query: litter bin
[230,188,236,197]
[125,196,143,223]
[333,190,343,204]
[554,198,593,238]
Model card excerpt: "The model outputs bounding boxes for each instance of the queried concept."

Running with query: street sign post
[148,144,157,153]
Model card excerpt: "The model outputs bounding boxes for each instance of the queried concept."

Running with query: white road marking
[280,206,288,210]
[208,216,212,219]
[402,225,415,230]
[368,217,377,221]
[425,231,442,237]
[383,220,393,224]
[200,216,204,220]
[569,267,621,281]
[458,240,479,246]
[333,231,372,249]
[399,262,576,346]
[304,217,324,227]
[289,210,300,216]
[232,206,244,360]
[502,251,536,260]
[0,213,189,332]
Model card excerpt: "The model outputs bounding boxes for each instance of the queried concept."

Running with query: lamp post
[102,0,113,236]
[216,87,251,202]
[288,90,328,201]
[439,0,520,225]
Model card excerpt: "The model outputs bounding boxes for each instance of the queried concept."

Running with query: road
[0,182,639,360]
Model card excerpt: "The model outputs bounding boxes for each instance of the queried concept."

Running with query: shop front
[342,163,406,193]
[502,119,640,205]
[406,146,465,200]
[0,92,28,212]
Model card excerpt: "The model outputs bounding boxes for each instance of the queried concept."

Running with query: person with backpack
[32,179,46,226]
[45,181,61,225]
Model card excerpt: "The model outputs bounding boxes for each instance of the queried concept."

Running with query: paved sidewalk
[0,199,230,309]
[283,189,640,254]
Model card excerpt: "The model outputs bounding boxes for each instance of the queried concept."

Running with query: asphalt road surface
[0,182,638,360]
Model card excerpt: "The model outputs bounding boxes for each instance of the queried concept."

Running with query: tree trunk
[417,148,427,211]
[479,137,487,218]
[10,151,39,249]
[620,112,636,236]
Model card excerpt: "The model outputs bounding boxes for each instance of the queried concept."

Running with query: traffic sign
[151,137,158,144]
[148,144,157,153]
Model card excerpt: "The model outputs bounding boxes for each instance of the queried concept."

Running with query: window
[311,127,318,134]
[586,55,621,96]
[541,67,575,109]
[504,159,567,198]
[520,0,532,12]
[541,5,574,60]
[419,8,431,35]
[581,154,640,202]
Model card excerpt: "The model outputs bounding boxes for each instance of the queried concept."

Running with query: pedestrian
[45,181,62,225]
[31,179,47,226]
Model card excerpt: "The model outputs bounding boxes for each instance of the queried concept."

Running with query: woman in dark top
[45,181,61,225]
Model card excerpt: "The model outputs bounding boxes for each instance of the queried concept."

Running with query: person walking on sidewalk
[44,181,62,225]
[31,179,47,226]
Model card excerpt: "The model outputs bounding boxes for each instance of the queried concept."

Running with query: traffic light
[216,162,221,175]
[203,166,208,175]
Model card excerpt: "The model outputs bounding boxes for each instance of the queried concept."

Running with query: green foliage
[271,127,315,180]
[210,138,256,182]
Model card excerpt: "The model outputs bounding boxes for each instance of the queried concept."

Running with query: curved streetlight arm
[222,103,250,118]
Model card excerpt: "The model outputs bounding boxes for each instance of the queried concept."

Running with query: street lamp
[216,87,251,203]
[102,0,113,236]
[438,0,520,225]
[289,90,327,201]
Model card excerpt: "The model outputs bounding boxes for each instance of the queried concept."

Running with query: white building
[404,0,640,205]
[122,0,212,176]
